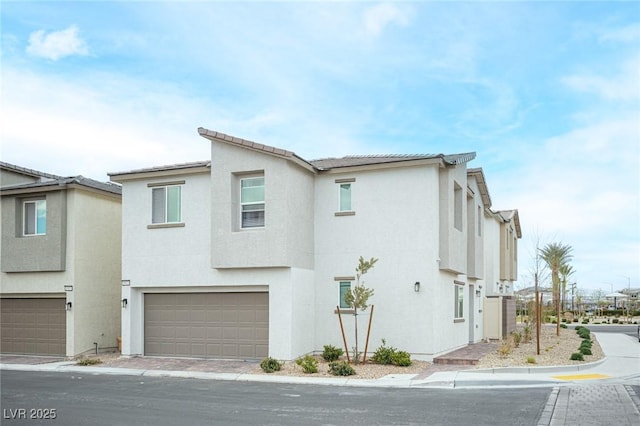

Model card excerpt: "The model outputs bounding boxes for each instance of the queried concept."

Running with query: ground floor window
[454,281,464,319]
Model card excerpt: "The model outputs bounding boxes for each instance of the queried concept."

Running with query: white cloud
[363,3,410,37]
[563,57,640,102]
[26,25,88,60]
[599,23,640,44]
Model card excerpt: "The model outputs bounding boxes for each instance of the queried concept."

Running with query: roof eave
[109,163,211,183]
[198,127,317,174]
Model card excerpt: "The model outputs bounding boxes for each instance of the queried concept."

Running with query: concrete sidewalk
[1,332,638,387]
[2,332,639,425]
[1,332,638,388]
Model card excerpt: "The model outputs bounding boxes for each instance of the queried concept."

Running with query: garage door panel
[0,298,66,356]
[144,292,268,360]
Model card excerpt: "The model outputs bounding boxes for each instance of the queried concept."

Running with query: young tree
[539,242,573,336]
[344,256,377,363]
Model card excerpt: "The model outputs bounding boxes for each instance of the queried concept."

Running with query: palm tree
[559,263,575,312]
[539,242,573,335]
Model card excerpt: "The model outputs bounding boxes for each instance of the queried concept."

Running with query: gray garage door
[144,292,269,359]
[0,298,66,356]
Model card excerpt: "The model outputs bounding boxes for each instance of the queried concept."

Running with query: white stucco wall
[118,167,315,360]
[313,164,466,360]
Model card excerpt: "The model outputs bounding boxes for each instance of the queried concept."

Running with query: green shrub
[391,351,412,367]
[582,319,590,324]
[577,327,591,339]
[295,355,318,374]
[580,339,592,348]
[511,331,522,348]
[612,318,619,324]
[77,358,102,366]
[526,356,536,364]
[575,325,584,331]
[570,352,584,361]
[522,324,532,343]
[371,339,397,365]
[322,344,344,362]
[328,361,355,376]
[579,347,592,355]
[573,319,578,323]
[551,319,557,324]
[260,357,282,373]
[560,323,568,329]
[561,318,567,323]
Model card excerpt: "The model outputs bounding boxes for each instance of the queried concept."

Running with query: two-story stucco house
[109,128,520,361]
[0,162,122,357]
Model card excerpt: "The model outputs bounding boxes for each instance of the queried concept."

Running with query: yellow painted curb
[551,373,610,381]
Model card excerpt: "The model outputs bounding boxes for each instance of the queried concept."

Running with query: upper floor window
[335,178,355,216]
[24,199,46,236]
[241,176,265,228]
[454,182,463,231]
[152,185,181,224]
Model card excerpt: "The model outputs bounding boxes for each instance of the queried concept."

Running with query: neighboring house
[109,128,520,361]
[0,162,121,357]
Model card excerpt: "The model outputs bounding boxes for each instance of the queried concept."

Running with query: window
[454,281,464,319]
[339,281,351,309]
[335,178,355,216]
[241,176,265,228]
[454,182,463,231]
[339,183,351,211]
[152,185,181,224]
[23,199,46,235]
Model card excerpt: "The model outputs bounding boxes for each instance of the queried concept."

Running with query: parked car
[637,323,640,342]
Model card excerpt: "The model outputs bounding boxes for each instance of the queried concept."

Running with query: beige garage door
[0,298,66,356]
[144,292,269,359]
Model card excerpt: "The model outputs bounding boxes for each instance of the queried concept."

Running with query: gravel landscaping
[253,325,605,379]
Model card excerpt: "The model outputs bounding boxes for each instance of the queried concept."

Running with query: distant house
[109,128,520,361]
[0,162,121,357]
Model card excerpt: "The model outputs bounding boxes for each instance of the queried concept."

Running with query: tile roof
[310,153,476,170]
[0,161,62,181]
[1,174,121,195]
[108,161,211,177]
[1,161,121,195]
[198,127,476,172]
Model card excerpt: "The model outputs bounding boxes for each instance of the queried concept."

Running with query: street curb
[468,357,607,374]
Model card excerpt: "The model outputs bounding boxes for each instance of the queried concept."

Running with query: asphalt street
[1,370,550,426]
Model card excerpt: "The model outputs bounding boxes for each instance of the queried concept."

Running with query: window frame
[454,182,463,231]
[240,175,265,229]
[23,199,46,236]
[454,280,465,321]
[339,281,352,309]
[149,182,183,226]
[335,178,355,216]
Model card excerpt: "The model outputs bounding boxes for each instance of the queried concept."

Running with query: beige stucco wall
[67,188,122,354]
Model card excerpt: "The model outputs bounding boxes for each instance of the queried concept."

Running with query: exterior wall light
[475,290,481,297]
[66,302,72,311]
[64,285,73,291]
[122,298,128,308]
[414,282,420,292]
[121,280,130,287]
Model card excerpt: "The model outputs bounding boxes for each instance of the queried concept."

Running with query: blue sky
[1,1,638,295]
